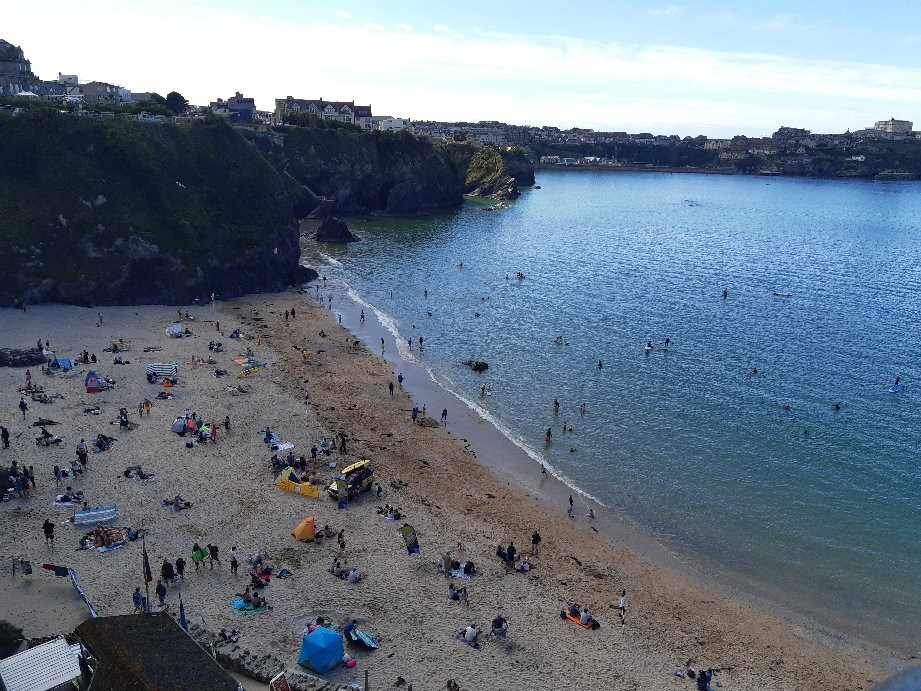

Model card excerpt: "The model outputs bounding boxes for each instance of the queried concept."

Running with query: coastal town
[4,38,921,180]
[2,21,920,691]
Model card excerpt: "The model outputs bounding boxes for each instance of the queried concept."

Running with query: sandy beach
[0,294,898,690]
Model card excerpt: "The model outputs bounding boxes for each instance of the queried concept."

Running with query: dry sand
[0,296,898,690]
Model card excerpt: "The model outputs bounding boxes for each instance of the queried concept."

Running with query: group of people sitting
[35,427,63,446]
[328,558,364,583]
[88,525,123,548]
[376,504,404,520]
[239,586,269,608]
[449,582,470,604]
[207,341,225,353]
[56,487,85,505]
[496,541,532,572]
[123,465,154,480]
[562,603,594,626]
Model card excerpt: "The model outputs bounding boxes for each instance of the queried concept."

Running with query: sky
[6,0,921,137]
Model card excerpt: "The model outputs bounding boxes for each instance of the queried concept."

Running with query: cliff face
[449,144,535,199]
[276,128,465,216]
[0,111,305,306]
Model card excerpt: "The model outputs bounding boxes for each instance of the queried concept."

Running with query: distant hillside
[0,111,305,306]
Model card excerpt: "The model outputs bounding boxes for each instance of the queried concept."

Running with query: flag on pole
[179,593,189,631]
[142,544,152,583]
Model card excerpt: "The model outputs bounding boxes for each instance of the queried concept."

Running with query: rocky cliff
[272,127,465,216]
[447,144,535,200]
[0,111,307,307]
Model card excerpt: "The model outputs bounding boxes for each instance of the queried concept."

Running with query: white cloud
[335,9,351,19]
[650,5,683,17]
[6,3,921,136]
[397,22,413,32]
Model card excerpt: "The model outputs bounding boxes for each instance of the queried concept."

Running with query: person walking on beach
[208,544,220,569]
[291,308,296,319]
[53,465,61,485]
[381,338,385,353]
[156,579,167,606]
[389,381,394,396]
[224,415,231,434]
[229,546,239,577]
[545,428,552,444]
[42,518,54,545]
[441,408,448,426]
[175,557,186,580]
[285,310,289,322]
[360,310,365,323]
[133,587,146,613]
[337,530,346,551]
[19,397,28,418]
[161,559,175,584]
[618,589,627,624]
[398,373,404,387]
[0,425,8,449]
[531,531,541,556]
[27,466,35,488]
[411,406,419,424]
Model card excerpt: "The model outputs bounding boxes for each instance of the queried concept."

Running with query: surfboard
[889,385,903,393]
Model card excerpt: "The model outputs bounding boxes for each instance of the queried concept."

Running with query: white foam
[318,253,343,267]
[342,286,604,507]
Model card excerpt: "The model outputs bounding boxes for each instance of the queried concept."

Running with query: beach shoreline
[319,265,913,661]
[0,296,899,690]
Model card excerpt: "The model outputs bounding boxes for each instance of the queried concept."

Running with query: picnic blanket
[454,632,484,650]
[74,506,116,525]
[230,597,268,613]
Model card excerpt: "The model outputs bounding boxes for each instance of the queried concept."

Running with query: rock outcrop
[0,348,46,367]
[0,112,304,306]
[456,145,535,200]
[464,360,489,372]
[314,217,360,243]
[271,127,464,216]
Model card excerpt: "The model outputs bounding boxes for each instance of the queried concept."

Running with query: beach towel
[54,501,81,507]
[74,505,116,525]
[97,543,124,553]
[276,442,294,451]
[259,431,279,443]
[454,632,483,650]
[348,629,379,650]
[230,597,268,613]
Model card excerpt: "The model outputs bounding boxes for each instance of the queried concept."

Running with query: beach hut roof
[0,637,81,691]
[76,613,238,690]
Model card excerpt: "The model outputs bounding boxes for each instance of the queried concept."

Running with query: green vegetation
[0,620,24,658]
[165,91,188,115]
[465,147,504,189]
[276,126,466,214]
[278,112,363,133]
[0,110,296,304]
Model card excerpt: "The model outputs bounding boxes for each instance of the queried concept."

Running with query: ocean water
[309,171,921,649]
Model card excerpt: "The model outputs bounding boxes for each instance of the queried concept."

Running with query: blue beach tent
[297,626,343,673]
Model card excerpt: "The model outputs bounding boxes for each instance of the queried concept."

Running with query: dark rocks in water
[464,360,489,372]
[314,217,360,243]
[293,265,319,284]
[0,348,46,367]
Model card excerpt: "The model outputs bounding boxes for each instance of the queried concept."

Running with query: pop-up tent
[49,357,74,371]
[297,626,343,673]
[85,371,102,393]
[291,517,316,542]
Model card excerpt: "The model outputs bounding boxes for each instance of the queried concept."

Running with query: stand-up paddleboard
[773,291,794,297]
[889,384,903,393]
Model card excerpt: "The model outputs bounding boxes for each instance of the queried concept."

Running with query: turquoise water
[313,171,921,648]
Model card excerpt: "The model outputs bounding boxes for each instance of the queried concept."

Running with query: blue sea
[309,170,921,650]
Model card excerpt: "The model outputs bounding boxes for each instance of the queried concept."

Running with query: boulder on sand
[314,217,360,244]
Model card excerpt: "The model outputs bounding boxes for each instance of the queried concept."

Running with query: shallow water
[308,170,921,650]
